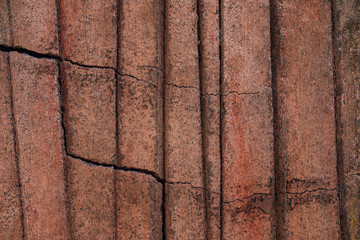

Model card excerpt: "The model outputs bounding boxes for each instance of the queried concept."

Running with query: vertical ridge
[269,0,285,238]
[114,0,121,239]
[219,0,223,238]
[330,1,347,239]
[58,61,74,240]
[196,0,209,238]
[162,0,167,239]
[7,51,25,240]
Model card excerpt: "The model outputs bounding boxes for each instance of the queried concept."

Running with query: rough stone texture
[1,1,359,239]
[66,156,115,240]
[118,0,164,176]
[222,0,271,95]
[0,51,22,239]
[198,0,221,238]
[344,175,360,239]
[333,1,360,239]
[284,190,339,239]
[116,171,162,240]
[222,94,274,239]
[59,0,117,67]
[221,0,274,239]
[119,0,164,84]
[164,0,206,238]
[10,52,69,239]
[61,62,116,165]
[0,1,11,45]
[223,194,273,240]
[9,0,59,55]
[165,0,199,88]
[165,183,206,239]
[272,0,340,238]
[118,76,163,176]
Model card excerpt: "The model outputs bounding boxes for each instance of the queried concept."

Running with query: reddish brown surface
[118,0,164,177]
[116,171,162,240]
[272,0,340,238]
[61,62,116,165]
[165,183,206,239]
[0,1,11,45]
[9,0,59,55]
[0,52,22,239]
[10,52,69,239]
[66,156,115,240]
[59,0,117,67]
[164,0,206,238]
[333,0,360,238]
[0,0,359,239]
[221,0,274,239]
[198,0,221,238]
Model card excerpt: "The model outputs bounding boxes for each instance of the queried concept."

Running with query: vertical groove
[162,0,167,239]
[330,1,348,239]
[58,61,74,240]
[196,0,209,239]
[56,2,73,239]
[218,0,223,239]
[114,0,121,239]
[7,52,25,240]
[269,0,285,239]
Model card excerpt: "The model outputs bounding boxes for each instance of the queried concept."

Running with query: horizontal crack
[279,187,337,196]
[223,192,272,204]
[67,154,163,182]
[63,59,116,70]
[118,73,158,88]
[0,44,117,70]
[164,82,199,90]
[165,181,221,195]
[0,44,60,60]
[205,90,267,97]
[66,154,223,195]
[345,172,360,177]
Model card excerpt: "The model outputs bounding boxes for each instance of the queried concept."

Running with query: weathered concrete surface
[116,171,162,240]
[10,52,69,239]
[117,0,164,177]
[272,0,340,238]
[59,0,117,67]
[66,156,115,240]
[9,0,59,55]
[198,0,221,238]
[333,0,360,238]
[221,0,274,239]
[61,62,116,165]
[0,51,22,239]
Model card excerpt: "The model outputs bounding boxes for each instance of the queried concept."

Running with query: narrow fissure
[269,0,286,239]
[0,44,115,70]
[196,0,210,239]
[114,0,122,239]
[7,51,25,240]
[162,0,168,239]
[330,1,348,239]
[57,60,75,240]
[218,0,224,239]
[55,3,74,238]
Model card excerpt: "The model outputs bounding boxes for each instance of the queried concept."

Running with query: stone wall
[0,0,359,239]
